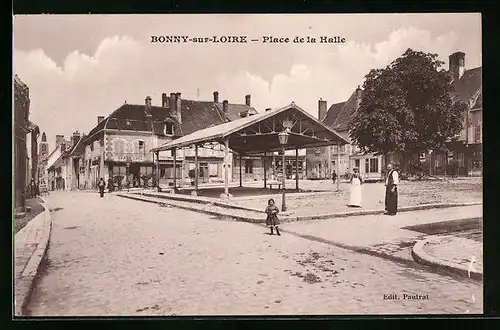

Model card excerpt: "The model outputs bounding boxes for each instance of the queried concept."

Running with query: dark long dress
[98,180,106,197]
[385,170,398,214]
[265,205,280,227]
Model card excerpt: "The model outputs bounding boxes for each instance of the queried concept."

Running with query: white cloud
[14,26,469,150]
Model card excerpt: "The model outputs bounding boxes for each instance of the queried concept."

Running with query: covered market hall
[151,102,350,201]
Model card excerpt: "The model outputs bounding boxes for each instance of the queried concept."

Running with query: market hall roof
[152,103,350,155]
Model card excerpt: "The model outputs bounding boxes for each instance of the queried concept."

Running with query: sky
[14,13,481,151]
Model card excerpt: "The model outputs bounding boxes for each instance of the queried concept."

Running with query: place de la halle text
[151,35,346,44]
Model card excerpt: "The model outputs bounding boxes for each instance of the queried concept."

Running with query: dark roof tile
[332,89,363,131]
[450,67,482,103]
[322,101,346,127]
[85,99,257,143]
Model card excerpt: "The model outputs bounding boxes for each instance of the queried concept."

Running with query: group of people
[347,163,399,215]
[26,178,40,198]
[264,163,400,235]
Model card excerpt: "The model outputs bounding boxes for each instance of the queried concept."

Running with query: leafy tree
[349,48,468,169]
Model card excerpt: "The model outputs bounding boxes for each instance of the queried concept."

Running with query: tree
[349,48,468,171]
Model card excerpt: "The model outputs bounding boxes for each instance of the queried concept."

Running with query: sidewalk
[280,205,482,280]
[14,197,52,316]
[413,235,483,280]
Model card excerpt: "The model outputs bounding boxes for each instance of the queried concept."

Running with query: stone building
[306,87,383,180]
[14,74,40,210]
[82,92,257,189]
[422,51,482,176]
[38,132,49,185]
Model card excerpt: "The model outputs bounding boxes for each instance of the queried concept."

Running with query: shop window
[140,166,153,176]
[245,159,253,174]
[355,159,360,169]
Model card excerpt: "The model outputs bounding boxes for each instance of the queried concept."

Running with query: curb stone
[412,236,483,281]
[119,192,481,223]
[14,196,52,316]
[118,194,266,223]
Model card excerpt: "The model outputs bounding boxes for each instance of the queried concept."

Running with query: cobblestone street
[27,191,482,316]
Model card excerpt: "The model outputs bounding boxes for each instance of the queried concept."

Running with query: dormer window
[164,121,174,135]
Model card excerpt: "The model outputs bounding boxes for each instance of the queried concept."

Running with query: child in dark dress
[265,198,281,236]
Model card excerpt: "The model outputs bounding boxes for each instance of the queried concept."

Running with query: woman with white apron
[348,168,363,207]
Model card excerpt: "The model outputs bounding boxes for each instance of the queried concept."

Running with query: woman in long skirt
[348,168,363,207]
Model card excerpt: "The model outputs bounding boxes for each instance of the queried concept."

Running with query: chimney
[97,116,105,124]
[245,94,251,106]
[318,98,327,121]
[55,135,64,148]
[265,108,272,112]
[162,93,169,107]
[355,85,363,110]
[175,93,182,124]
[223,100,229,113]
[449,52,465,81]
[213,91,219,103]
[60,141,66,152]
[72,130,81,147]
[145,96,152,108]
[144,95,153,119]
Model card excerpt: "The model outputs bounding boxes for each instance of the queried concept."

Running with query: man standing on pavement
[97,178,106,198]
[384,163,399,215]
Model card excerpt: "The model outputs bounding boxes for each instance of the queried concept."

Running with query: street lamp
[278,129,290,212]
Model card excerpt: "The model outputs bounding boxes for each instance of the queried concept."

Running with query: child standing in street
[265,198,281,236]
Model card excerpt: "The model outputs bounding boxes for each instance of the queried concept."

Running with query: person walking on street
[98,178,106,198]
[107,178,115,193]
[265,198,281,236]
[384,164,399,215]
[332,170,337,184]
[348,168,363,207]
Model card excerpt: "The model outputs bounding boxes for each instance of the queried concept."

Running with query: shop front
[107,161,155,189]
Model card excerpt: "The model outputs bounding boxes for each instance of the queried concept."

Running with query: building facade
[423,51,482,176]
[14,75,41,210]
[14,75,30,209]
[46,135,70,190]
[82,91,257,189]
[306,88,383,180]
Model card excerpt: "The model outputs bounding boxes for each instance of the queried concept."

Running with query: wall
[105,132,155,163]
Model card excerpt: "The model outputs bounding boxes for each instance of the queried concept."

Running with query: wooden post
[224,139,229,196]
[263,152,267,188]
[239,154,243,187]
[336,141,341,191]
[194,144,199,191]
[295,148,299,190]
[173,148,177,192]
[155,151,160,191]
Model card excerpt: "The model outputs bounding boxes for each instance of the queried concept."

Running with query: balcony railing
[107,152,153,162]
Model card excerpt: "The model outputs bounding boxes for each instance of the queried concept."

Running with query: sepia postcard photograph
[13,13,483,317]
